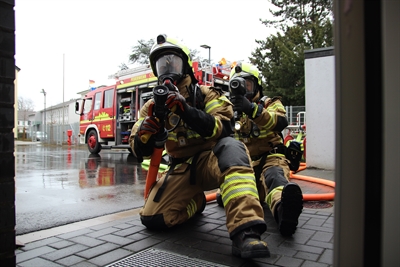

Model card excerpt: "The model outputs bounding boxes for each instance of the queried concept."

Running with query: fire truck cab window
[94,92,102,110]
[104,89,113,108]
[83,99,92,114]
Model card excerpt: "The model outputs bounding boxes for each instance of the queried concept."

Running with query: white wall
[305,48,335,170]
[68,102,79,124]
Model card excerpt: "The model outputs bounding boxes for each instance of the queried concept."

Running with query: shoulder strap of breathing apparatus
[186,83,205,111]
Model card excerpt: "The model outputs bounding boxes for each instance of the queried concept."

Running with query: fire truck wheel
[87,130,102,154]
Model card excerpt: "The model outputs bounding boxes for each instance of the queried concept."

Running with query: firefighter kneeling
[129,34,270,258]
[228,62,304,237]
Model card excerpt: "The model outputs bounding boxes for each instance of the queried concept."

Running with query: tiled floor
[15,167,335,266]
[16,201,334,267]
[17,209,142,245]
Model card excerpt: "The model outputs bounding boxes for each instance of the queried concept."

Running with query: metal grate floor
[303,201,333,209]
[106,248,230,267]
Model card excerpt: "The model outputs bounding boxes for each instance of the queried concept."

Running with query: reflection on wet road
[15,144,147,235]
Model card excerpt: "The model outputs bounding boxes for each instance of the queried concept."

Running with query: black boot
[216,192,224,207]
[276,182,303,236]
[232,227,270,258]
[196,193,206,215]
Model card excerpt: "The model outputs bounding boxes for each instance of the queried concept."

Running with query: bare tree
[18,97,35,139]
[118,62,129,70]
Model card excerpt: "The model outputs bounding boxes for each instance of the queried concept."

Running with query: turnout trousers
[140,137,266,238]
[254,155,291,216]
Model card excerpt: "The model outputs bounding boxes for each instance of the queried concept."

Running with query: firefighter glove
[134,117,167,162]
[165,92,188,116]
[138,116,163,140]
[231,95,255,118]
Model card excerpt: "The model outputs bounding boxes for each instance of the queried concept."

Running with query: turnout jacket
[234,97,288,158]
[129,77,234,160]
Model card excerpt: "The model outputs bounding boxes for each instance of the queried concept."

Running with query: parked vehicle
[35,131,48,141]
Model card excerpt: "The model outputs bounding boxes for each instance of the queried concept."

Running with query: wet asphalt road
[15,143,147,235]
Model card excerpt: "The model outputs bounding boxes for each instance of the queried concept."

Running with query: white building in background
[26,99,81,144]
[31,98,80,131]
[16,110,35,139]
[14,66,20,139]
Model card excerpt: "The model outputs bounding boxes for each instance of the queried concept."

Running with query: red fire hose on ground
[204,162,335,203]
[289,162,335,201]
[142,159,335,203]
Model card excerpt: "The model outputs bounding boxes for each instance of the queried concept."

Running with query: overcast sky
[15,0,276,111]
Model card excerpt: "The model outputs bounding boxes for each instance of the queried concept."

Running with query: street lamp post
[200,44,211,64]
[40,89,46,139]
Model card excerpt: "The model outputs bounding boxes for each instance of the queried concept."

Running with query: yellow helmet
[149,34,197,84]
[229,62,263,100]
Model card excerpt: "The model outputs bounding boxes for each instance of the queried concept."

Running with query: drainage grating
[106,248,230,267]
[303,201,333,209]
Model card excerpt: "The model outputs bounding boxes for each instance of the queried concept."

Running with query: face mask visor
[155,54,184,82]
[244,78,256,100]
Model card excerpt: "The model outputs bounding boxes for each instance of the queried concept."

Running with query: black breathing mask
[156,54,184,84]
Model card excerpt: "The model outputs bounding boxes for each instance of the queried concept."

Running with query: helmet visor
[155,54,183,77]
[244,78,256,98]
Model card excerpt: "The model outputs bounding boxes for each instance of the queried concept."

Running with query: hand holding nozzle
[229,77,255,121]
[229,77,248,121]
[140,84,170,144]
[229,77,248,130]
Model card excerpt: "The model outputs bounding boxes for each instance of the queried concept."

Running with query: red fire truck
[75,59,234,154]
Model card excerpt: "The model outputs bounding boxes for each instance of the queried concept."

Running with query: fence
[35,107,305,146]
[283,106,306,145]
[285,106,306,126]
[42,122,81,146]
